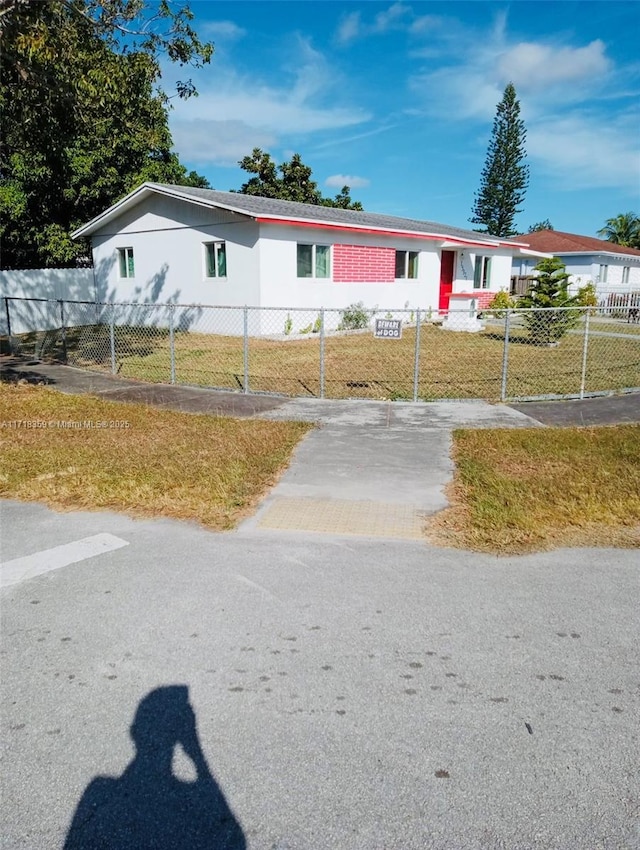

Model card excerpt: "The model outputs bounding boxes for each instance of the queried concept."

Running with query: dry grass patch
[428,424,640,554]
[0,383,311,529]
[11,318,640,400]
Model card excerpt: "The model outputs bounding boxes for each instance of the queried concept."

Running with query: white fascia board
[549,251,640,263]
[71,183,254,240]
[516,247,553,259]
[71,184,154,239]
[258,215,502,247]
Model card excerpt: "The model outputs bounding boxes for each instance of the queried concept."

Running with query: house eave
[256,216,506,247]
[71,182,256,240]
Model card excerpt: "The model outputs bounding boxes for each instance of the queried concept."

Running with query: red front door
[439,250,455,311]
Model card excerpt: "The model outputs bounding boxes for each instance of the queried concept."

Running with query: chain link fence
[2,297,639,402]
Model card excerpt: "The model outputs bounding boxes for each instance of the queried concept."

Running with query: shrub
[312,314,322,334]
[338,302,373,331]
[575,282,597,308]
[284,314,292,335]
[518,257,580,344]
[484,290,515,317]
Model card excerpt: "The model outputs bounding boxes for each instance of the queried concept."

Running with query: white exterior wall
[456,251,511,293]
[257,224,440,307]
[83,192,527,336]
[511,253,640,294]
[256,223,444,333]
[89,194,261,333]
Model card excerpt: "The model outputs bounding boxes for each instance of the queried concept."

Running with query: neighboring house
[512,230,640,298]
[72,183,545,333]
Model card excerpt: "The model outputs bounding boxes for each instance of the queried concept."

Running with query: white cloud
[373,3,412,32]
[335,2,414,44]
[527,112,639,191]
[171,120,276,166]
[497,40,610,91]
[325,174,370,188]
[407,14,638,192]
[200,20,247,41]
[168,36,371,166]
[336,11,361,45]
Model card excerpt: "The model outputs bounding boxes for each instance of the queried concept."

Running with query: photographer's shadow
[64,685,246,849]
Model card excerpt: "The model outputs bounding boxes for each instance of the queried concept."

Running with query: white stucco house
[511,230,640,301]
[72,182,546,333]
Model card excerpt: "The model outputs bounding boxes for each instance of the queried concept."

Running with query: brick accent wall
[332,244,396,283]
[452,291,496,309]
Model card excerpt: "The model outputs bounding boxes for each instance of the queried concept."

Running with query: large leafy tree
[0,0,213,269]
[597,213,640,249]
[470,83,529,237]
[236,149,363,210]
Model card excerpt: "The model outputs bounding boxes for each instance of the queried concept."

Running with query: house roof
[518,229,640,258]
[72,182,537,252]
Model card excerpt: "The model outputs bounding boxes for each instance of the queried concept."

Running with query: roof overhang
[515,247,553,259]
[537,250,640,262]
[256,216,506,248]
[72,181,544,253]
[71,183,257,240]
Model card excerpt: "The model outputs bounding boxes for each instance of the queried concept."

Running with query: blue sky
[165,1,640,236]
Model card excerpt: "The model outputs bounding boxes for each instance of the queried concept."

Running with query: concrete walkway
[3,357,638,540]
[242,399,538,539]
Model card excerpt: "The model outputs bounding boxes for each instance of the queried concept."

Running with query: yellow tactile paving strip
[258,497,427,539]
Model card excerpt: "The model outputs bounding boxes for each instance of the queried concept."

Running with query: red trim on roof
[255,216,500,248]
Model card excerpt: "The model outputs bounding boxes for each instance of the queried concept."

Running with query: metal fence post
[500,308,511,402]
[4,297,14,355]
[412,308,421,402]
[319,308,325,399]
[243,306,249,394]
[579,309,590,399]
[58,299,68,364]
[169,304,176,385]
[109,304,117,375]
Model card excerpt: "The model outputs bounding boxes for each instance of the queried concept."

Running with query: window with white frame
[395,250,419,279]
[297,244,330,278]
[622,266,630,285]
[598,264,608,283]
[204,242,227,278]
[473,255,491,288]
[118,247,135,278]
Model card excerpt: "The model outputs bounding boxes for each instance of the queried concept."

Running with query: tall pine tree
[470,83,529,237]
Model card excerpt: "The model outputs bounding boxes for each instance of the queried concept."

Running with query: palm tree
[597,212,640,249]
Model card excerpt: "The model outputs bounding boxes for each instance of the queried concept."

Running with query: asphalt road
[1,500,638,850]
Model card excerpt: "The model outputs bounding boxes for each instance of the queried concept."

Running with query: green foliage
[312,314,322,334]
[299,323,313,335]
[485,290,515,317]
[338,302,373,331]
[575,282,598,308]
[0,0,212,269]
[470,83,529,237]
[283,314,293,335]
[236,148,363,209]
[518,257,580,343]
[597,212,640,249]
[528,220,554,232]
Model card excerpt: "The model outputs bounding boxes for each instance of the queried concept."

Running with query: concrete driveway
[1,500,638,849]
